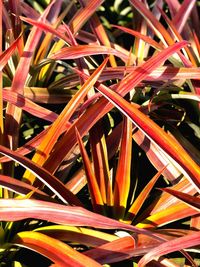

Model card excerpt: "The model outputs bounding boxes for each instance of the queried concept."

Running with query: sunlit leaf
[44,42,190,175]
[35,225,118,247]
[0,174,48,200]
[0,145,82,206]
[76,128,104,214]
[13,231,102,267]
[137,202,198,229]
[3,89,58,122]
[138,231,200,267]
[50,44,134,63]
[84,236,137,264]
[94,42,200,193]
[0,198,163,239]
[160,187,200,211]
[126,166,167,223]
[69,0,104,34]
[23,57,109,184]
[113,116,132,219]
[90,120,111,205]
[0,34,22,71]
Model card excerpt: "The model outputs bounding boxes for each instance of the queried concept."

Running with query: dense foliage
[0,0,200,266]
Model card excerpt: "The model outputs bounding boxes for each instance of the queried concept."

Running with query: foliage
[0,0,200,266]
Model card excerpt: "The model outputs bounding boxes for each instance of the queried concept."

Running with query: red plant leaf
[172,0,196,33]
[95,42,200,193]
[5,0,59,150]
[35,225,118,247]
[138,231,200,267]
[132,128,182,182]
[89,14,117,67]
[126,166,167,223]
[113,116,132,219]
[69,0,104,34]
[129,0,174,46]
[10,0,58,94]
[160,187,200,210]
[50,44,134,63]
[0,145,82,206]
[158,6,196,66]
[76,128,104,213]
[137,201,198,229]
[0,34,22,71]
[0,127,50,163]
[3,89,58,122]
[13,231,102,267]
[84,236,137,264]
[150,177,196,214]
[0,198,163,239]
[89,120,111,205]
[112,24,163,50]
[0,174,48,199]
[19,16,69,43]
[23,57,109,185]
[44,41,191,175]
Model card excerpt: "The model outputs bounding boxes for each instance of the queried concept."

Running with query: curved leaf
[137,202,198,229]
[0,34,22,71]
[0,145,82,206]
[126,166,167,223]
[69,0,104,34]
[44,42,190,175]
[13,231,102,267]
[50,44,134,63]
[3,89,58,122]
[138,231,200,267]
[76,128,104,213]
[113,116,132,219]
[23,57,109,184]
[0,199,163,239]
[35,225,118,247]
[95,42,200,193]
[160,187,200,211]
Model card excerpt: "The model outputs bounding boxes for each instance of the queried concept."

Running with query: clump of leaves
[0,0,200,266]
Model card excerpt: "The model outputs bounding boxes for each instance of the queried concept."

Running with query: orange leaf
[76,128,104,214]
[126,166,167,223]
[113,116,132,219]
[23,57,108,184]
[13,231,102,267]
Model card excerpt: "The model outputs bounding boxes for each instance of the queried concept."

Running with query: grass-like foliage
[0,0,200,266]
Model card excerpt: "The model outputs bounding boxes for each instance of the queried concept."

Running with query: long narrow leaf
[13,231,102,267]
[44,42,190,175]
[138,231,200,267]
[76,128,104,213]
[5,0,58,150]
[0,34,22,71]
[0,198,164,239]
[113,116,132,219]
[0,145,82,206]
[90,120,111,205]
[3,89,58,122]
[94,43,200,192]
[84,236,137,264]
[0,174,48,199]
[50,44,134,63]
[23,57,108,184]
[126,166,167,223]
[19,16,69,43]
[69,0,104,34]
[160,188,200,211]
[112,24,163,50]
[35,225,118,247]
[137,202,198,229]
